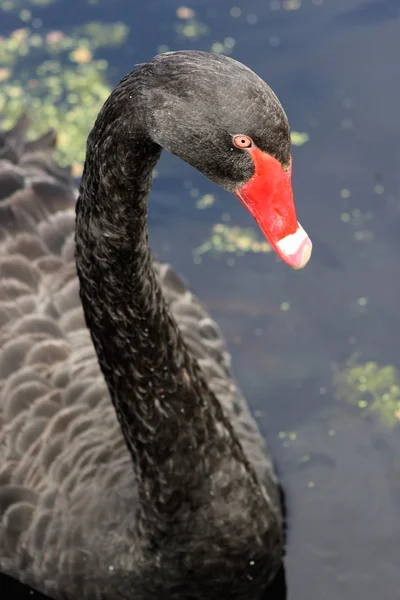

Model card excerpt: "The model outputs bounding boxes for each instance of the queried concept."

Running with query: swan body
[0,51,310,599]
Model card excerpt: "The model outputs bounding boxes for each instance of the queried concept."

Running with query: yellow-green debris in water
[194,224,272,256]
[175,15,209,41]
[291,131,309,146]
[196,194,215,209]
[0,22,129,168]
[333,360,400,428]
[1,0,57,9]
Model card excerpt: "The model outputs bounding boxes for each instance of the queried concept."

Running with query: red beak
[234,147,312,269]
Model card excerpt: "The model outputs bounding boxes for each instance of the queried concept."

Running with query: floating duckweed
[277,430,299,447]
[1,0,14,11]
[45,30,65,45]
[194,224,272,256]
[210,37,236,55]
[175,17,209,41]
[283,0,301,10]
[224,37,235,49]
[354,230,374,242]
[334,360,400,427]
[176,6,195,19]
[211,42,226,54]
[29,34,42,47]
[96,59,108,70]
[76,22,129,49]
[30,0,56,5]
[196,193,215,209]
[66,92,80,104]
[12,27,29,42]
[0,68,12,81]
[298,454,311,464]
[374,184,384,195]
[230,7,242,17]
[70,47,93,64]
[357,297,368,307]
[71,163,84,178]
[7,86,23,97]
[291,131,309,146]
[340,188,350,198]
[340,208,374,241]
[280,302,290,312]
[1,0,54,10]
[0,22,129,167]
[19,8,32,21]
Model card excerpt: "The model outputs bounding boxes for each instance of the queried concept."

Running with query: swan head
[138,50,312,269]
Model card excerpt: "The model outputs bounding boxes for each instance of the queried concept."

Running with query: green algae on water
[291,131,309,146]
[0,22,129,169]
[333,360,400,428]
[194,224,272,256]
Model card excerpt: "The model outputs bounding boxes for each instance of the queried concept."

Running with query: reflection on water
[2,0,400,598]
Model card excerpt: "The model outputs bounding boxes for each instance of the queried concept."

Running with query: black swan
[0,51,311,599]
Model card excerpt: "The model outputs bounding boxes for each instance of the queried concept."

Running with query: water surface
[1,0,400,597]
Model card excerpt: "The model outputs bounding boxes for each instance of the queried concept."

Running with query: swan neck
[75,100,213,484]
[74,81,271,545]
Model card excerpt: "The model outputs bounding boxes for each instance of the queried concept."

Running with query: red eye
[233,135,253,149]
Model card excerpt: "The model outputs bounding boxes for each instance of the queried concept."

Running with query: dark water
[2,0,400,598]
